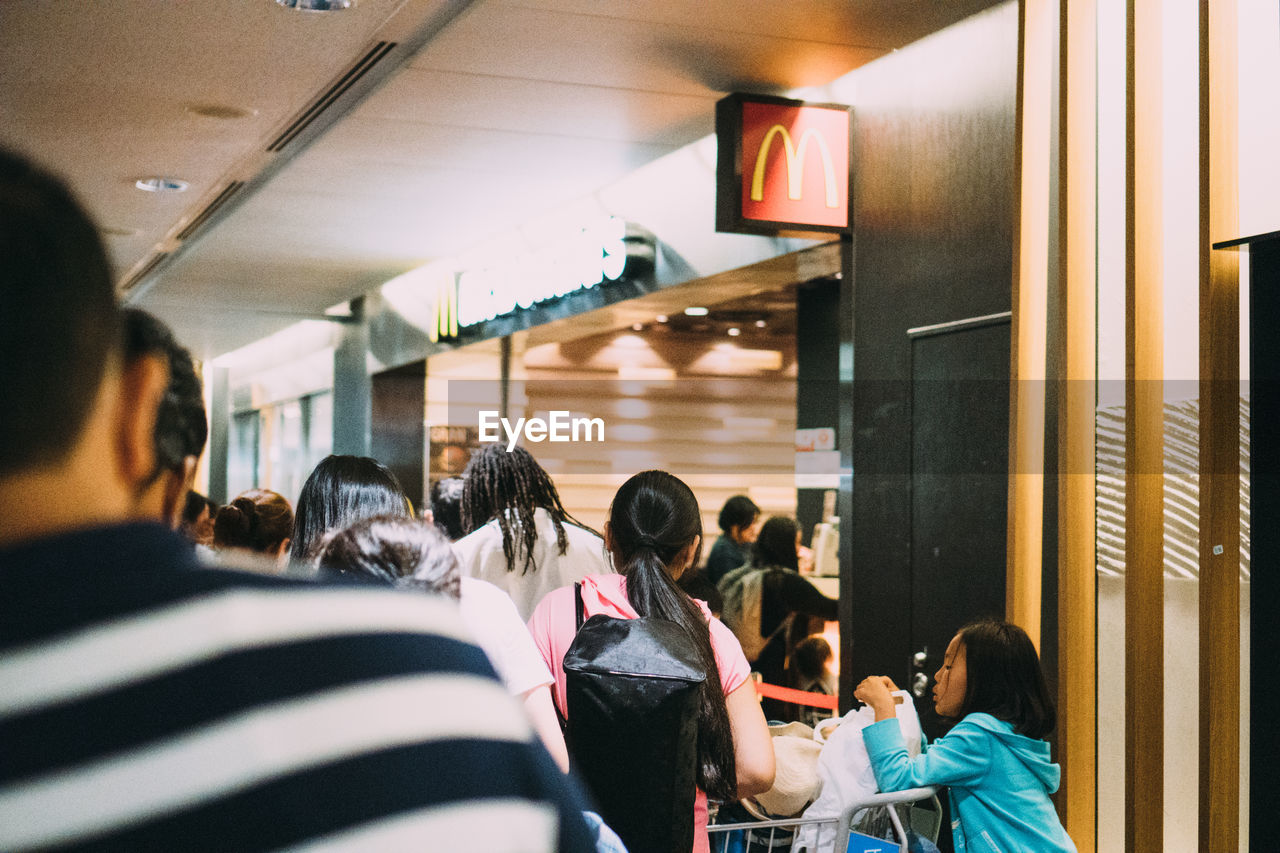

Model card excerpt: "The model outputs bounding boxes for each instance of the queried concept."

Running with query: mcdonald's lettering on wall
[715,93,851,236]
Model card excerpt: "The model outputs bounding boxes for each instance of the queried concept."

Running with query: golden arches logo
[750,125,839,209]
[430,275,459,343]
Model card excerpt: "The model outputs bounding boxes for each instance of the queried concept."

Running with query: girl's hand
[855,675,899,722]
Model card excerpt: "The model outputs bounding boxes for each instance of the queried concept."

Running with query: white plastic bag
[791,691,922,853]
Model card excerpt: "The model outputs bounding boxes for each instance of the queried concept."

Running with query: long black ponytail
[608,470,737,800]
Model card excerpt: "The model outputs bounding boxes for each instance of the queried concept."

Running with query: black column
[796,276,842,545]
[1249,236,1279,853]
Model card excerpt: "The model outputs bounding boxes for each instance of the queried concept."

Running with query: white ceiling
[0,0,1000,359]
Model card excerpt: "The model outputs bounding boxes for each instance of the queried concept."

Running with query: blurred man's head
[0,148,170,545]
[122,308,208,527]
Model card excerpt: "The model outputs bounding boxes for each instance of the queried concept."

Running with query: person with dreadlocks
[453,443,609,620]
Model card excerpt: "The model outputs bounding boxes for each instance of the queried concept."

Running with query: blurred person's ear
[115,354,168,497]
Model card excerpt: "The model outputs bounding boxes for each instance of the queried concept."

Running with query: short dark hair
[318,514,460,599]
[122,308,208,475]
[0,149,119,476]
[717,495,759,534]
[792,636,833,683]
[429,477,466,541]
[291,455,410,562]
[753,516,800,571]
[213,489,294,555]
[182,491,218,527]
[955,620,1056,739]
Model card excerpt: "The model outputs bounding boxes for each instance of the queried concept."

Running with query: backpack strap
[574,581,585,630]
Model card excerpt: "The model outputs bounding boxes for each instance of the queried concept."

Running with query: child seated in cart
[854,620,1077,853]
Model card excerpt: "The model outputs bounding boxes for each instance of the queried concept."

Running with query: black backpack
[562,583,707,853]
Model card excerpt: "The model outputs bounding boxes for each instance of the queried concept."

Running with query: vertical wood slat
[1008,0,1052,650]
[1057,0,1097,847]
[1198,0,1241,849]
[1125,1,1165,851]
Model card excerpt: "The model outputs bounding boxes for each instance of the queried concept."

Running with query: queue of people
[0,147,1074,853]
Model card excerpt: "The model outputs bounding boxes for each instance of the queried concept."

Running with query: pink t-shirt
[528,572,751,853]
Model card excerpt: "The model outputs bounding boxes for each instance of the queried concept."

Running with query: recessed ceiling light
[728,327,741,336]
[755,319,767,328]
[655,315,669,323]
[275,0,356,10]
[186,103,257,120]
[632,323,644,331]
[135,177,189,193]
[684,307,709,316]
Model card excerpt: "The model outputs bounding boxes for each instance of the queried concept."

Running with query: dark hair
[291,455,410,562]
[608,470,736,800]
[717,495,759,534]
[753,516,800,571]
[954,620,1056,739]
[213,489,294,555]
[0,149,119,476]
[122,308,208,477]
[430,477,466,541]
[318,515,460,599]
[461,444,585,574]
[182,491,217,527]
[792,636,833,683]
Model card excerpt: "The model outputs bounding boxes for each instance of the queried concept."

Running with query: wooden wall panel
[1199,0,1241,849]
[1057,0,1098,847]
[1125,1,1165,849]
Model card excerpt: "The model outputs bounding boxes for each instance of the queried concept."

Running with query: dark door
[907,317,1010,739]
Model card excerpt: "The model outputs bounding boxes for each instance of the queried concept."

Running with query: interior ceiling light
[655,315,669,323]
[684,307,709,316]
[275,0,356,10]
[755,319,767,328]
[135,177,188,193]
[631,323,644,331]
[728,327,741,336]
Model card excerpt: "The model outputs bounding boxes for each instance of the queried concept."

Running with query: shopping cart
[707,786,940,853]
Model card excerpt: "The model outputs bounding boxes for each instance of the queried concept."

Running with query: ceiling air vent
[119,251,171,295]
[175,181,246,241]
[266,40,398,153]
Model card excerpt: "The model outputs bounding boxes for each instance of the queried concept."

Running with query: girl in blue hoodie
[854,620,1076,853]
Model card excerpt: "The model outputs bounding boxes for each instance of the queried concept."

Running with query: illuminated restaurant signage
[457,216,631,327]
[715,93,851,235]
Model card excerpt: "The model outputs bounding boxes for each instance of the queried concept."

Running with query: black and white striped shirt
[0,523,595,852]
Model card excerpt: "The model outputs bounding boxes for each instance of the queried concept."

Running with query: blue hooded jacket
[863,712,1076,853]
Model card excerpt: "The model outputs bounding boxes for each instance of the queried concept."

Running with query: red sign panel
[740,101,849,228]
[716,95,850,235]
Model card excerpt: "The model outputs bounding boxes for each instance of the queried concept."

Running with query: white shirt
[458,577,553,697]
[453,507,611,621]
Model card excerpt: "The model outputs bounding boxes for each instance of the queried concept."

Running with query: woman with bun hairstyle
[528,470,775,852]
[212,489,293,562]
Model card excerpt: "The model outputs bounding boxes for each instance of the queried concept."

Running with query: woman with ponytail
[528,470,775,852]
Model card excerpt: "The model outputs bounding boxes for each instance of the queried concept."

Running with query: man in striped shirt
[0,150,597,851]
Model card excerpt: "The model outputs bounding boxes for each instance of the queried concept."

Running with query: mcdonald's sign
[716,94,850,235]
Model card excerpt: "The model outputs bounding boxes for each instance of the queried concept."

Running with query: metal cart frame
[707,786,940,853]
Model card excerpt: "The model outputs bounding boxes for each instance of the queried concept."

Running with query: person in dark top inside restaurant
[705,494,761,585]
[743,516,839,721]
